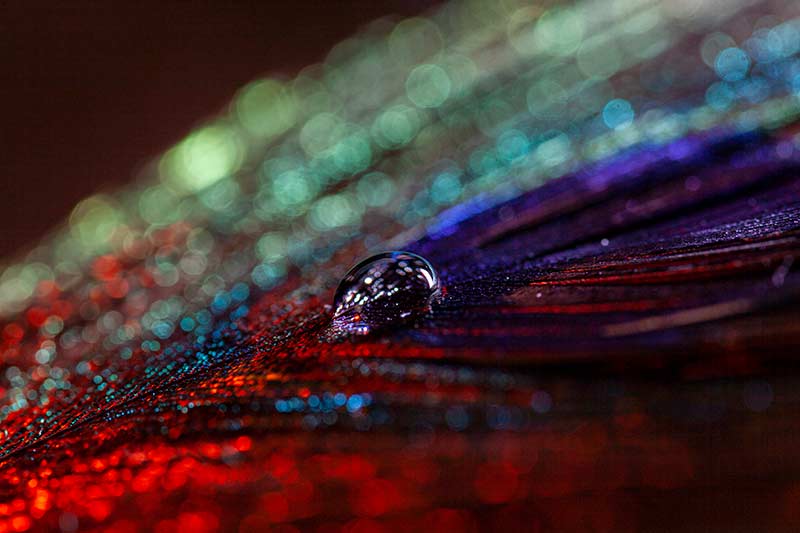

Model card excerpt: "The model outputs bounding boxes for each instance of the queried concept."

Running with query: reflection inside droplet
[331,251,439,336]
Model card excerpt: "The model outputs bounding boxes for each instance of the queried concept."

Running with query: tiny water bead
[331,251,440,335]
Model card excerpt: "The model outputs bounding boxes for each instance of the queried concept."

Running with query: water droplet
[332,251,439,335]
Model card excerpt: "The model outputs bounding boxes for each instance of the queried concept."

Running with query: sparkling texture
[1,0,800,531]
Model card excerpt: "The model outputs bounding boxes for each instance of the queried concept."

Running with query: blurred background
[1,1,438,259]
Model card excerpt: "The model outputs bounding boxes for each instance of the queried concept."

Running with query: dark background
[1,1,436,260]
